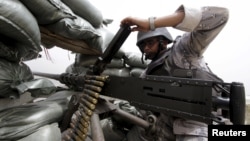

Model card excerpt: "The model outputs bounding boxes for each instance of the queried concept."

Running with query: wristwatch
[149,17,156,31]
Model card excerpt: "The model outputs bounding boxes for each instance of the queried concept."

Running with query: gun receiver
[103,75,245,125]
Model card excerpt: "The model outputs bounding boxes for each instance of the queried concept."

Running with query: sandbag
[0,38,41,62]
[114,47,127,59]
[45,15,100,40]
[15,78,57,98]
[0,40,19,62]
[123,52,151,68]
[20,0,74,24]
[103,68,130,77]
[75,53,125,68]
[0,58,33,98]
[130,68,145,77]
[65,63,130,77]
[85,27,116,53]
[65,63,88,75]
[61,0,103,27]
[74,54,98,67]
[0,0,42,61]
[39,26,101,55]
[0,90,75,140]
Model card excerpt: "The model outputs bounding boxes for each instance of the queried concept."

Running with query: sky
[26,0,250,98]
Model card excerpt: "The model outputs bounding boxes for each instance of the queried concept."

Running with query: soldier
[120,4,229,141]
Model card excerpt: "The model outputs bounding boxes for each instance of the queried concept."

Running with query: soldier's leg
[173,118,208,141]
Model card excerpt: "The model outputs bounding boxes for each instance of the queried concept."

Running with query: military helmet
[136,27,173,47]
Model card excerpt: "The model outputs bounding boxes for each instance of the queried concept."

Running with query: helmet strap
[141,53,145,64]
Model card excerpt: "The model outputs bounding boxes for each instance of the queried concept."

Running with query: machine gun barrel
[33,71,61,80]
[88,24,131,75]
[33,72,86,87]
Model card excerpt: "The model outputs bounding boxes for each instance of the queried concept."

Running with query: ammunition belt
[62,75,108,141]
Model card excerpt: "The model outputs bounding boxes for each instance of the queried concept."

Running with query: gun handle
[60,94,80,131]
[230,82,246,125]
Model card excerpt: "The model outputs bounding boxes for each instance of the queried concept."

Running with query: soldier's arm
[174,5,229,55]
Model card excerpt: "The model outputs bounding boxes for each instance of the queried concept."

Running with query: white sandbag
[61,0,103,27]
[130,68,145,77]
[103,68,130,77]
[123,52,151,68]
[0,0,42,61]
[114,47,127,59]
[20,0,75,24]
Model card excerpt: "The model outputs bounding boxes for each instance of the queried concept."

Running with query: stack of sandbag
[0,58,34,98]
[0,0,42,62]
[1,0,113,58]
[123,52,151,77]
[0,0,55,99]
[0,57,57,100]
[0,0,117,98]
[66,53,129,77]
[66,51,151,77]
[20,0,115,55]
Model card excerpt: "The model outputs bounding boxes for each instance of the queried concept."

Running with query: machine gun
[34,71,246,140]
[34,71,246,124]
[33,24,246,141]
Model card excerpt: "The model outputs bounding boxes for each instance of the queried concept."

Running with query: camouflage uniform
[126,4,229,141]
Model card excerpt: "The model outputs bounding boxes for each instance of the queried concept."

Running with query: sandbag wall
[0,0,42,62]
[66,51,151,77]
[0,0,39,98]
[0,0,116,98]
[0,0,150,98]
[0,0,116,60]
[20,0,115,55]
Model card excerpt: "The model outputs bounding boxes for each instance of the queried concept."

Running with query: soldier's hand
[121,16,150,32]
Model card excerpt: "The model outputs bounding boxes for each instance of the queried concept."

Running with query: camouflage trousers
[126,114,208,141]
[174,118,208,141]
[102,100,208,141]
